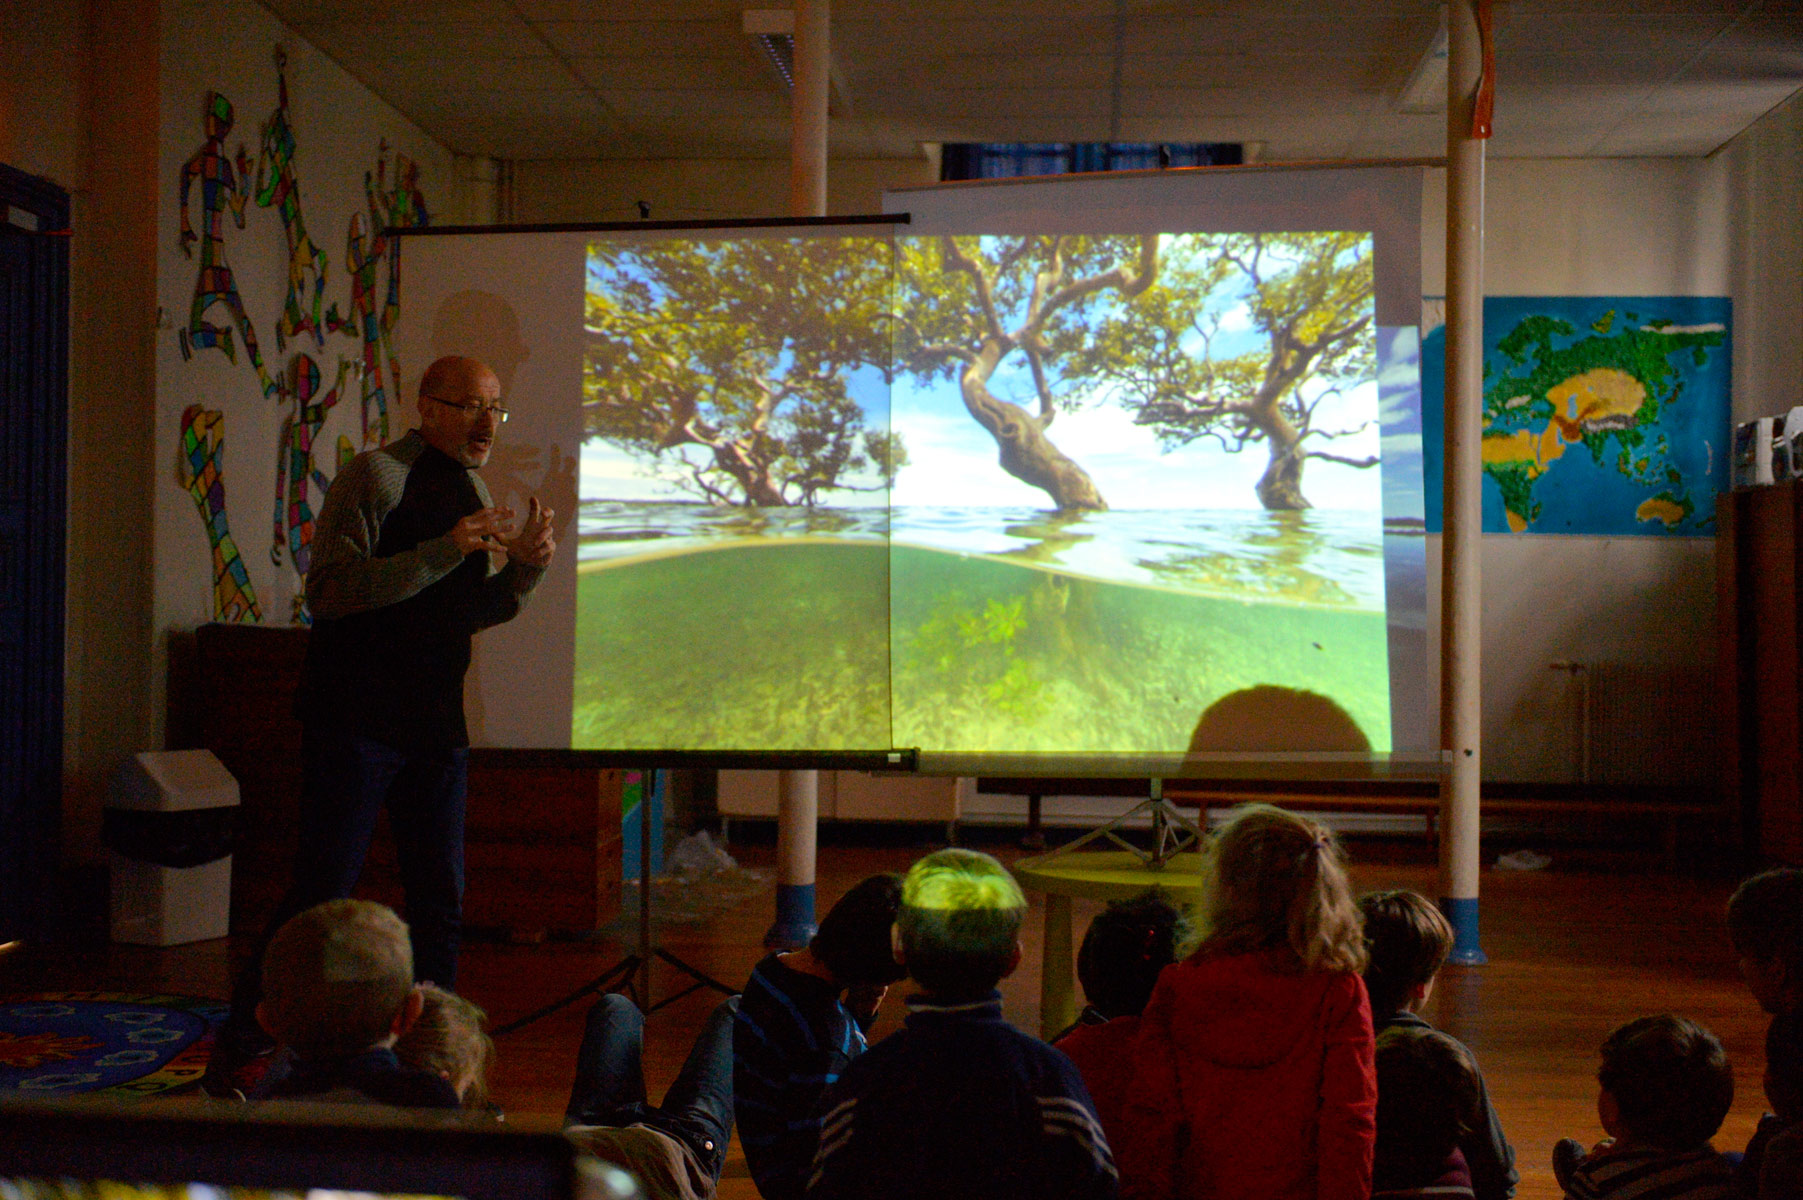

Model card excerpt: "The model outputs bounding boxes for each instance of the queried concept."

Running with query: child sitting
[806,848,1116,1200]
[1552,1014,1736,1200]
[1052,888,1187,1149]
[253,898,459,1108]
[733,873,905,1200]
[1116,803,1374,1200]
[1360,889,1517,1200]
[1372,1026,1481,1199]
[1728,867,1803,1198]
[392,982,495,1110]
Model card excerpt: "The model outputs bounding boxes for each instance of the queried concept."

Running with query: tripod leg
[492,955,642,1037]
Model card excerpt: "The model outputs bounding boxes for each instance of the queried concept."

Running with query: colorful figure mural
[178,405,262,622]
[170,48,432,626]
[177,92,275,400]
[272,353,354,589]
[255,48,330,355]
[331,209,390,446]
[369,143,430,402]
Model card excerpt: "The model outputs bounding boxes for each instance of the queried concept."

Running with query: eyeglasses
[423,395,510,423]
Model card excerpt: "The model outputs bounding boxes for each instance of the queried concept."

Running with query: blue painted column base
[1441,896,1487,964]
[764,882,817,951]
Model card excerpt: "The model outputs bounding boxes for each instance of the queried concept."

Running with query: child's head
[1766,1012,1803,1123]
[812,873,908,989]
[1077,888,1189,1020]
[393,983,494,1108]
[1373,1026,1481,1184]
[1359,890,1454,1019]
[259,899,419,1061]
[1729,869,1803,1014]
[895,849,1026,1001]
[1596,1014,1733,1151]
[1201,804,1367,974]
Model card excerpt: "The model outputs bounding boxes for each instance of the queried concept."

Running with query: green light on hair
[902,850,1024,912]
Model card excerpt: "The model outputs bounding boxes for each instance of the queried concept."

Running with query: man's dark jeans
[226,727,467,1033]
[566,993,738,1184]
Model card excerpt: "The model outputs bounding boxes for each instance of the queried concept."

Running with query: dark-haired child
[1373,1026,1482,1199]
[1053,889,1187,1149]
[1552,1014,1736,1200]
[1360,889,1517,1200]
[807,849,1116,1200]
[734,873,906,1200]
[1729,868,1803,1198]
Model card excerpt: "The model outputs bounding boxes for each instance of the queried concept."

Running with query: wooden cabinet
[1719,486,1803,864]
[190,623,621,936]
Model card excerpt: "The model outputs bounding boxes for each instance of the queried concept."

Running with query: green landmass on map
[1477,314,1725,532]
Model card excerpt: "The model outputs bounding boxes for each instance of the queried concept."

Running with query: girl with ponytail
[1116,804,1377,1200]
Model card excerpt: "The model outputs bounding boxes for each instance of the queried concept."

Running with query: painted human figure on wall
[331,208,389,447]
[273,353,355,620]
[178,91,275,400]
[178,405,262,622]
[256,48,330,355]
[369,143,431,404]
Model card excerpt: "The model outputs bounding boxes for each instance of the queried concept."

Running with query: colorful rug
[0,991,226,1097]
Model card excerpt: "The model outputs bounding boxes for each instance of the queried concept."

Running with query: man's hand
[506,496,557,568]
[452,506,516,556]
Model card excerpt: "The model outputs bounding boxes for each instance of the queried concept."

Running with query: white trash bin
[105,750,239,946]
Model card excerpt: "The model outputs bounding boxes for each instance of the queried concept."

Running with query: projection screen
[390,162,1428,775]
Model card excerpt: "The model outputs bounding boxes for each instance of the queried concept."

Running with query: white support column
[1440,0,1487,964]
[767,0,830,951]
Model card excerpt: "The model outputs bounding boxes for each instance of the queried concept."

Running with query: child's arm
[1461,1052,1519,1200]
[1114,975,1182,1200]
[1315,974,1377,1200]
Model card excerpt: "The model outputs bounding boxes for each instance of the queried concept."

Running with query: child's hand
[1587,1137,1620,1160]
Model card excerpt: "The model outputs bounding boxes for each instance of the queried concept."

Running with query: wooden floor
[3,828,1772,1200]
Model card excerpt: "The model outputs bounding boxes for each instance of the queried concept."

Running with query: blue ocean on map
[1420,296,1731,536]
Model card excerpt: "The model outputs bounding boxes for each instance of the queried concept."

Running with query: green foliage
[903,591,1046,720]
[1065,232,1378,504]
[583,237,896,506]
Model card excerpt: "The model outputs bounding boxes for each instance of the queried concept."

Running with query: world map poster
[1421,296,1731,536]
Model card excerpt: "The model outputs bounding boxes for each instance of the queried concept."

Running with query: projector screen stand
[493,770,736,1037]
[1032,778,1205,871]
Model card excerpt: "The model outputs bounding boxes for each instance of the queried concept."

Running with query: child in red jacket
[1116,804,1377,1200]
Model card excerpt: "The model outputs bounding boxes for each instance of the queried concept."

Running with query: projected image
[888,232,1392,754]
[0,1184,455,1200]
[573,237,899,750]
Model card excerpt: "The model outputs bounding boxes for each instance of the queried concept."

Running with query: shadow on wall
[1188,685,1372,755]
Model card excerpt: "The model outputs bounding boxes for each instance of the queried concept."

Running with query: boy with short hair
[1360,889,1517,1200]
[255,898,459,1108]
[806,849,1116,1200]
[734,873,907,1200]
[1552,1014,1736,1200]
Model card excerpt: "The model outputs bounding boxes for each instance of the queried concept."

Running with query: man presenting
[208,356,554,1091]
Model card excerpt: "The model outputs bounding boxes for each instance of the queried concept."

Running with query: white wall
[512,155,935,223]
[1422,157,1734,783]
[152,0,451,736]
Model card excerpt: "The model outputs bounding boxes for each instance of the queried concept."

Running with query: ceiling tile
[569,55,767,90]
[1491,11,1735,55]
[536,19,748,59]
[599,89,789,121]
[300,18,547,61]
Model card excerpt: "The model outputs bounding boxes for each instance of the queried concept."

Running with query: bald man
[207,358,554,1093]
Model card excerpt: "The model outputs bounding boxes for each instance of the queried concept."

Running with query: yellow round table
[1011,850,1208,1038]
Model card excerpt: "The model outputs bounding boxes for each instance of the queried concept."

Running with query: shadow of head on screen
[1188,685,1371,755]
[431,290,575,539]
